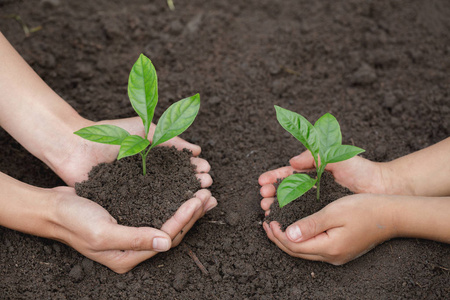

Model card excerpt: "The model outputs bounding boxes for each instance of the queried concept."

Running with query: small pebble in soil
[264,58,281,75]
[40,0,61,9]
[115,281,127,290]
[69,264,84,282]
[173,272,188,291]
[81,258,94,273]
[225,211,240,226]
[271,79,287,95]
[383,92,398,109]
[52,243,61,253]
[43,245,52,255]
[351,63,377,85]
[209,96,221,105]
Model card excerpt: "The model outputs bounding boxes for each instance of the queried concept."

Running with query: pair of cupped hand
[58,117,385,273]
[52,119,215,273]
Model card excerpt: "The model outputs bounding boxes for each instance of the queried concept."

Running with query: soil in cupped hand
[75,146,201,228]
[266,171,352,230]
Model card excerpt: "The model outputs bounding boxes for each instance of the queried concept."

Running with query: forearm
[0,171,57,239]
[390,195,450,243]
[381,137,450,196]
[0,32,90,171]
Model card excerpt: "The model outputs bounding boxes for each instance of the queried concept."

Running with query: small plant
[75,54,200,175]
[274,106,365,207]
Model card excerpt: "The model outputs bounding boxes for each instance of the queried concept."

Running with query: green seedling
[275,106,365,207]
[75,54,200,175]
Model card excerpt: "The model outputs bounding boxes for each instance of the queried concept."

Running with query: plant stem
[316,164,326,201]
[140,152,147,176]
[316,172,321,201]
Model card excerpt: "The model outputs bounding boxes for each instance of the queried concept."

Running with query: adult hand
[261,194,396,265]
[259,151,387,200]
[51,186,217,273]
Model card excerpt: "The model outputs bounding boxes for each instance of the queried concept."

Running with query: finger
[261,197,275,211]
[172,191,216,246]
[160,137,201,156]
[196,173,213,188]
[193,189,213,209]
[284,207,336,243]
[100,224,171,252]
[171,202,205,247]
[258,166,295,186]
[93,248,158,274]
[289,151,316,170]
[190,157,211,173]
[203,196,218,213]
[271,220,333,255]
[160,197,203,239]
[163,190,214,247]
[260,184,276,198]
[263,222,325,261]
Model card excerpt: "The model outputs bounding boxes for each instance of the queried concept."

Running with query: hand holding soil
[259,151,387,198]
[260,138,450,264]
[262,194,396,265]
[49,186,215,274]
[0,32,216,273]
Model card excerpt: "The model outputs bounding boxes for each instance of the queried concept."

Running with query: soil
[266,172,352,230]
[1,0,449,299]
[75,147,200,228]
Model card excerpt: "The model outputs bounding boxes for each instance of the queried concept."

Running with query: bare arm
[382,137,450,196]
[0,32,90,173]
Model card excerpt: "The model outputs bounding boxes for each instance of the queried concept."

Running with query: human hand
[259,150,387,200]
[51,186,217,273]
[261,194,396,265]
[53,117,211,187]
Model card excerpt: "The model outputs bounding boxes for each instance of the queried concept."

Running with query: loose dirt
[1,0,449,298]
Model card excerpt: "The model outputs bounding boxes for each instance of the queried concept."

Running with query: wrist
[388,195,450,242]
[369,194,400,240]
[0,172,59,239]
[40,112,94,176]
[377,161,415,196]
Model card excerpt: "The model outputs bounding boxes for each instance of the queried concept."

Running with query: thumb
[285,209,333,242]
[289,151,316,171]
[105,225,172,252]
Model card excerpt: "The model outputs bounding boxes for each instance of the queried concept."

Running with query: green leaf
[117,135,150,160]
[277,174,317,208]
[274,106,319,159]
[151,94,200,148]
[128,53,158,137]
[323,144,365,164]
[314,113,342,164]
[74,125,130,145]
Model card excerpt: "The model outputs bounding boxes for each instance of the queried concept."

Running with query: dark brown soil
[1,0,449,299]
[266,172,352,230]
[75,147,200,228]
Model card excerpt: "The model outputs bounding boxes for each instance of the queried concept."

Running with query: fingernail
[153,237,170,252]
[286,225,302,242]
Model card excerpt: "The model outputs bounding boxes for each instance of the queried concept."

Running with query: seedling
[74,54,200,175]
[275,106,365,207]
